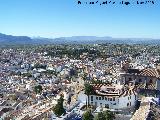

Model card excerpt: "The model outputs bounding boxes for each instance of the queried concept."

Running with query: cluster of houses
[84,53,160,119]
[0,46,160,120]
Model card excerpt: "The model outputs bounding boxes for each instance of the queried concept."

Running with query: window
[100,103,102,107]
[102,96,104,100]
[105,104,109,108]
[128,96,131,100]
[110,98,112,101]
[99,97,101,100]
[127,103,129,106]
[130,102,131,106]
[91,96,93,101]
[105,97,107,100]
[113,97,115,101]
[96,97,98,100]
[135,95,136,100]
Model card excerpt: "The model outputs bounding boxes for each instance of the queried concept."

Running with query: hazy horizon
[1,32,160,40]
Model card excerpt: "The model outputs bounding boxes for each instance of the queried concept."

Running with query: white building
[88,84,138,109]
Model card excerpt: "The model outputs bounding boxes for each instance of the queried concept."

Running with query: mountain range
[0,33,160,45]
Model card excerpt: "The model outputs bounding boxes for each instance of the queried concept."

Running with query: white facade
[26,84,32,90]
[89,93,137,109]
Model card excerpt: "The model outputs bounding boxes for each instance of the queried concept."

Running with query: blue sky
[0,0,160,38]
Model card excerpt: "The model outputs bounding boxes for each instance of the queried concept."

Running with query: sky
[0,0,160,38]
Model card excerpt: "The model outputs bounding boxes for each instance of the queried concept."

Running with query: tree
[8,94,17,101]
[82,110,94,120]
[22,72,32,77]
[34,85,43,94]
[104,110,115,120]
[84,83,94,107]
[82,73,88,81]
[53,95,66,117]
[94,110,115,120]
[94,112,105,120]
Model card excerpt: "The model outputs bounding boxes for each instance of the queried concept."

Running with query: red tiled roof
[139,68,159,78]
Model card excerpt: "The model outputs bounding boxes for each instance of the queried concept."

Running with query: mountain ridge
[0,33,160,45]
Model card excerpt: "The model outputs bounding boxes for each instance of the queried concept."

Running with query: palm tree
[84,83,94,108]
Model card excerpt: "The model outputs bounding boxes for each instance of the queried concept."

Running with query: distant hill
[51,36,160,45]
[0,33,34,44]
[0,33,54,45]
[58,36,112,41]
[0,33,160,45]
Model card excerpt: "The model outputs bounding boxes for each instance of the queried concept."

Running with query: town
[0,44,160,120]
